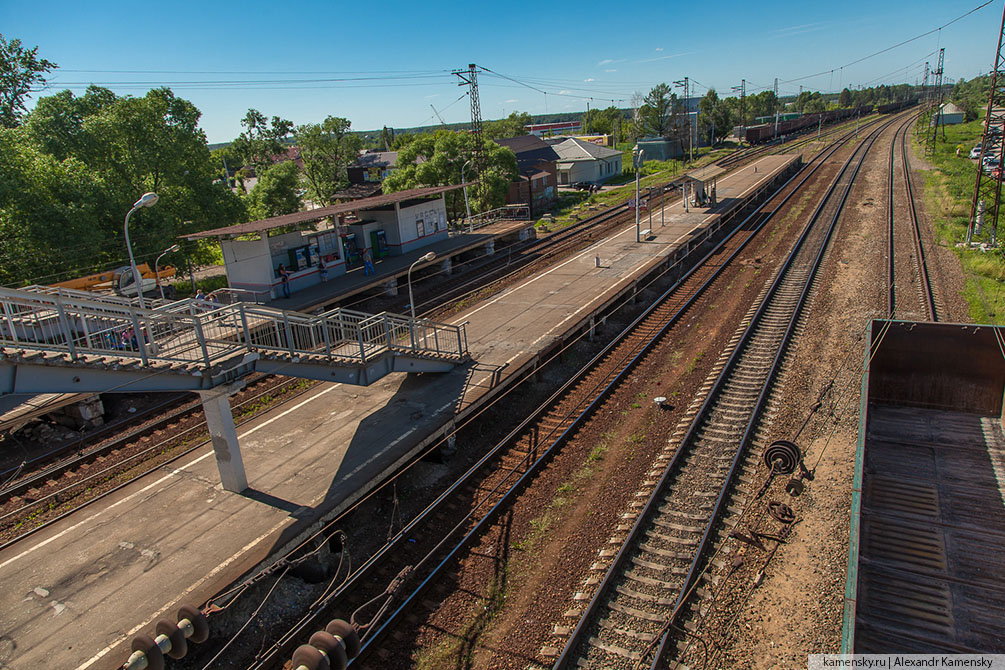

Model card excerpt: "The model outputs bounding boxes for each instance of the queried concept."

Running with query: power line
[778,0,995,87]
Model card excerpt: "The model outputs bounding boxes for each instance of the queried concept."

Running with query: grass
[915,115,1005,322]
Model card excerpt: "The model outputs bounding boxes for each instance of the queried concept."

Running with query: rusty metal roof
[185,184,464,240]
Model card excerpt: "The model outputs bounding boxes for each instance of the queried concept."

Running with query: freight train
[876,98,918,114]
[743,105,874,144]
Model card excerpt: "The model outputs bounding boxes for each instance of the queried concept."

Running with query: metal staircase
[0,286,469,396]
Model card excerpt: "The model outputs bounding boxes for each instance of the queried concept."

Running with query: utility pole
[969,3,1005,246]
[453,63,484,201]
[674,76,693,164]
[731,79,746,141]
[926,48,945,157]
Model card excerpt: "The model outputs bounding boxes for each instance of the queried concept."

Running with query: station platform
[0,155,800,670]
[269,218,535,313]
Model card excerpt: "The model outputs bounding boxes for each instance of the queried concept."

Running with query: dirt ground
[696,120,971,669]
[344,117,974,670]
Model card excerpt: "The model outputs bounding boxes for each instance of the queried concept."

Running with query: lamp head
[134,192,159,208]
[422,251,437,262]
[167,243,181,253]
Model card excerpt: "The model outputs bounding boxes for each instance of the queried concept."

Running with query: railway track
[0,374,316,548]
[552,115,898,670]
[218,121,876,670]
[887,114,936,320]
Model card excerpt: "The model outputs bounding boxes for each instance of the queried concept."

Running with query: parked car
[971,146,984,160]
[572,182,593,191]
[983,157,1000,173]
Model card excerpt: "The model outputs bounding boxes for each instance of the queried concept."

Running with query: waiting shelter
[186,185,462,300]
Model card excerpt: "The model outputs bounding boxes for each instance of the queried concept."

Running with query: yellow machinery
[52,264,178,298]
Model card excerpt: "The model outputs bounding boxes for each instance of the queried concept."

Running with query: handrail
[0,287,468,377]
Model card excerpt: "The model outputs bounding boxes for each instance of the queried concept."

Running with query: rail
[0,287,468,379]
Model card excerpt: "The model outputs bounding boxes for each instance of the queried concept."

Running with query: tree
[698,89,733,145]
[0,127,110,284]
[581,106,623,136]
[484,111,532,140]
[230,109,292,175]
[2,86,245,285]
[0,34,56,128]
[246,161,302,220]
[294,116,362,207]
[383,130,517,220]
[638,83,675,137]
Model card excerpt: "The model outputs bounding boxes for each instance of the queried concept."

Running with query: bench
[640,229,652,240]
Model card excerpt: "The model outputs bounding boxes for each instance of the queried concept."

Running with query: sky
[3,0,1002,144]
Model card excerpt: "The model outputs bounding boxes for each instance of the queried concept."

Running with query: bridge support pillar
[519,226,533,241]
[439,257,453,276]
[484,240,495,256]
[199,382,248,492]
[383,279,398,297]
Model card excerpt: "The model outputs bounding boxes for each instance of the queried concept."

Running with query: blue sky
[3,0,1001,143]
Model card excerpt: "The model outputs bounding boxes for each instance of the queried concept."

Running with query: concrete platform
[0,155,799,670]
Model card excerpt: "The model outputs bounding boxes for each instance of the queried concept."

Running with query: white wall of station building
[219,195,449,300]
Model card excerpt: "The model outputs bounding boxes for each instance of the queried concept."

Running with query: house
[494,135,560,217]
[931,102,965,126]
[348,150,399,185]
[551,137,624,186]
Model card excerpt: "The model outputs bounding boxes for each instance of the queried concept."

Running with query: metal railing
[0,287,468,376]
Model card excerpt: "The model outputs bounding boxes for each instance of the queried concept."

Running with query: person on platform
[362,247,376,276]
[319,258,329,282]
[278,263,291,298]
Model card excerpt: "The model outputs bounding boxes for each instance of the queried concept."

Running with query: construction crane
[430,104,448,128]
[51,263,178,299]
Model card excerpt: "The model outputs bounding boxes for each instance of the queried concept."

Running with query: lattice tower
[968,4,1005,245]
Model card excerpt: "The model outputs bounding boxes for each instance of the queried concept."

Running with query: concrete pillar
[588,316,596,341]
[484,240,496,256]
[199,383,248,492]
[440,257,453,276]
[519,226,533,241]
[383,279,398,297]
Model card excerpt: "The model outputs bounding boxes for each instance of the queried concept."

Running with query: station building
[187,185,461,300]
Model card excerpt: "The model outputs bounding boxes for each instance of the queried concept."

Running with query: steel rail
[249,121,864,670]
[648,116,898,670]
[900,116,937,320]
[551,114,898,670]
[0,377,317,551]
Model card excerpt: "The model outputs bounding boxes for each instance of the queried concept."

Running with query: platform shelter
[186,185,463,301]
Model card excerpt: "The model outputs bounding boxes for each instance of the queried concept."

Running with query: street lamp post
[634,147,644,242]
[155,243,181,301]
[124,192,159,309]
[407,251,437,321]
[461,160,473,233]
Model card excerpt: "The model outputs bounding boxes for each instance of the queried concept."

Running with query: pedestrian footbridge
[0,286,470,491]
[0,286,468,395]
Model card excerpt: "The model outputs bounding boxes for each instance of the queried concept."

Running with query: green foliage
[230,109,292,175]
[0,34,56,128]
[951,76,991,122]
[639,83,682,138]
[246,161,302,220]
[0,86,244,285]
[484,111,532,140]
[581,106,624,136]
[382,130,517,219]
[698,88,734,145]
[294,116,362,207]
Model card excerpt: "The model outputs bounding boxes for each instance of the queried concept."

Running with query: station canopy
[185,184,466,240]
